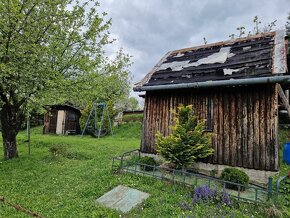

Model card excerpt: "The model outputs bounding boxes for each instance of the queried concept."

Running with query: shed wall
[43,109,81,135]
[141,84,279,171]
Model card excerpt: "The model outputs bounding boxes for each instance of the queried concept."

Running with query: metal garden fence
[112,149,278,203]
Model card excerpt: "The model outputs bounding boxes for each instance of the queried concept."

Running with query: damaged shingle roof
[134,31,288,91]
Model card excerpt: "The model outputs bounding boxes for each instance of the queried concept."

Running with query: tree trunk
[0,103,24,159]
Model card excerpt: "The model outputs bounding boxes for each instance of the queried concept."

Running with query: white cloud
[96,0,289,103]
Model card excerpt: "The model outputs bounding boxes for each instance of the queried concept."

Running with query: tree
[0,0,129,159]
[156,105,214,170]
[116,96,140,111]
[286,13,290,35]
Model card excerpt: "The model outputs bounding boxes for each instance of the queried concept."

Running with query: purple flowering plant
[179,185,231,211]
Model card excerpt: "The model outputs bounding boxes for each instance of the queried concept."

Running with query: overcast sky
[98,0,289,100]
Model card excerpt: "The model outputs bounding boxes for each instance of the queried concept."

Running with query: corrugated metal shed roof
[134,31,288,91]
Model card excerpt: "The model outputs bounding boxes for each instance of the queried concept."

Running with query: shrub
[49,144,67,157]
[124,155,140,167]
[49,144,90,160]
[156,105,214,170]
[264,204,283,218]
[139,156,158,171]
[220,168,249,191]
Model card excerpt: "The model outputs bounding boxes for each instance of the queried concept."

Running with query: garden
[0,116,289,217]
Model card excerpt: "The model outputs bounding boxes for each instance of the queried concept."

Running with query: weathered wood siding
[141,84,279,171]
[43,109,81,135]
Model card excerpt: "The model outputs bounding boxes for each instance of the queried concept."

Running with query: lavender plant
[179,185,231,211]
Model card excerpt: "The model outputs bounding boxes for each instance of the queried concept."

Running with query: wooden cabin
[134,31,290,173]
[43,104,81,135]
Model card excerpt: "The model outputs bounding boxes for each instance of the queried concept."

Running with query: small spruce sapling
[156,105,214,171]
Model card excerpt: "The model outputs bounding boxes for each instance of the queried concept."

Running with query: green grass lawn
[0,123,289,217]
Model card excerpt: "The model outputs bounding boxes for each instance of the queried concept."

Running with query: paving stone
[96,185,150,213]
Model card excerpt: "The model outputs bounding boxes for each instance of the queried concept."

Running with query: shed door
[56,110,65,134]
[65,111,77,132]
[48,109,58,133]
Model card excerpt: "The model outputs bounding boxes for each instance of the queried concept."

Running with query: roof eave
[133,75,290,92]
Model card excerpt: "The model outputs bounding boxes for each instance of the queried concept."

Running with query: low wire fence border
[112,149,278,203]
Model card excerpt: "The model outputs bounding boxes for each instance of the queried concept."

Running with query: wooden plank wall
[141,84,279,171]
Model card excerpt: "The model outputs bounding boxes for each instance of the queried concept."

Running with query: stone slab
[96,185,149,213]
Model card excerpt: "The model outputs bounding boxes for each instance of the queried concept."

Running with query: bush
[156,105,214,170]
[139,156,158,171]
[124,155,140,167]
[49,144,67,157]
[49,144,90,160]
[220,168,249,191]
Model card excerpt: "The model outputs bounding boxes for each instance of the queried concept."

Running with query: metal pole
[268,177,273,199]
[94,103,97,131]
[81,105,94,136]
[27,114,31,158]
[98,104,105,138]
[106,104,113,135]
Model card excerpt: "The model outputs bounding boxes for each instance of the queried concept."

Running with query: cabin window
[67,112,76,121]
[205,95,214,131]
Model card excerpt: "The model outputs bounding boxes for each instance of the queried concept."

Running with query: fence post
[120,156,124,170]
[134,162,137,174]
[267,177,273,199]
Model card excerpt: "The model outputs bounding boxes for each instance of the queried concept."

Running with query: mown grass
[0,123,189,217]
[276,128,290,216]
[0,123,288,217]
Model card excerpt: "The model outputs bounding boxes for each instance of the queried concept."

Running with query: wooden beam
[285,90,289,101]
[277,84,290,117]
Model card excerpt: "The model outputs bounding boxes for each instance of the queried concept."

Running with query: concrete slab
[96,185,149,213]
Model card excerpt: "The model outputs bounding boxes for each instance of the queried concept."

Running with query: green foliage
[229,16,277,39]
[220,168,249,191]
[49,143,90,160]
[113,121,142,139]
[80,101,116,132]
[139,156,158,171]
[273,128,290,216]
[124,155,140,167]
[264,204,283,218]
[0,0,115,109]
[0,126,289,217]
[49,144,68,157]
[119,97,140,111]
[0,0,132,158]
[0,126,187,217]
[122,113,143,122]
[286,13,290,36]
[277,177,290,208]
[156,105,214,170]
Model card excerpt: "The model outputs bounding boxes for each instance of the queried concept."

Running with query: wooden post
[277,84,290,117]
[285,90,289,101]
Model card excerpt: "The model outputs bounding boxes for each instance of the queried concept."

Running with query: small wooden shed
[134,31,290,173]
[43,104,81,135]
